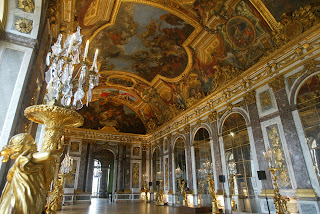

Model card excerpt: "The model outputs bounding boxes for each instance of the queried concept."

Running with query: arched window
[222,113,253,212]
[297,74,320,181]
[193,127,212,206]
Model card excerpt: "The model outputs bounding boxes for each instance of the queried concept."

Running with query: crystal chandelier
[60,152,74,175]
[45,26,100,110]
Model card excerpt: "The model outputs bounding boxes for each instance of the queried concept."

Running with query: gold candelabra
[142,173,149,203]
[178,178,188,206]
[198,180,205,207]
[203,161,219,214]
[46,153,75,214]
[175,165,187,206]
[228,174,236,211]
[207,175,219,213]
[264,147,290,214]
[156,171,164,206]
[228,160,236,211]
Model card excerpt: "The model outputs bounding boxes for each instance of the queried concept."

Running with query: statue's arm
[31,148,63,164]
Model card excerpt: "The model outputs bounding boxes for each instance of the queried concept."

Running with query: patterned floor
[57,199,182,214]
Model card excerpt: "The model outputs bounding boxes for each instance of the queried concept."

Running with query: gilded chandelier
[45,26,100,110]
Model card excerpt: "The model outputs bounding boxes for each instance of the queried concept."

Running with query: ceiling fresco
[49,0,320,134]
[88,2,194,82]
[78,100,146,134]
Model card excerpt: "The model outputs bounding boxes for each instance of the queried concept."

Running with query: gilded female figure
[0,133,62,214]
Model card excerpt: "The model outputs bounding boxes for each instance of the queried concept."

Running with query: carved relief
[17,0,35,13]
[165,158,169,189]
[132,146,140,156]
[15,18,32,33]
[271,3,320,48]
[259,89,273,112]
[244,90,256,105]
[266,125,291,188]
[132,163,140,188]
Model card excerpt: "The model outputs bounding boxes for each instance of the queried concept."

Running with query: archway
[222,113,254,212]
[92,149,115,198]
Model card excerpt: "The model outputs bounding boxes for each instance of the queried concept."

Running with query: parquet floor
[57,199,181,214]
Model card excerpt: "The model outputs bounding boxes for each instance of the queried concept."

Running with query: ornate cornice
[65,128,148,144]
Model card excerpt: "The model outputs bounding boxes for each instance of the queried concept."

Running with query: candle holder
[264,147,290,214]
[46,152,75,213]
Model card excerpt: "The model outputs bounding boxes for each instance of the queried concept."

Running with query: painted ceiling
[51,0,319,134]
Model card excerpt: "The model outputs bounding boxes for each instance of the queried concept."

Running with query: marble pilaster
[245,92,273,189]
[116,144,124,192]
[85,142,95,192]
[271,78,312,189]
[77,141,89,192]
[210,119,224,191]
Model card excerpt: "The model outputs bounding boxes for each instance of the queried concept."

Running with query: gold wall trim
[0,0,8,35]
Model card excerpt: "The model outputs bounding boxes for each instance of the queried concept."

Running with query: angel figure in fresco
[0,133,63,214]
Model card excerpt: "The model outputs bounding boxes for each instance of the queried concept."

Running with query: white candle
[83,40,89,60]
[67,34,75,55]
[93,49,99,65]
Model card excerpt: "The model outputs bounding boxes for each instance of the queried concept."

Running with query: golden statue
[179,179,187,206]
[0,133,62,214]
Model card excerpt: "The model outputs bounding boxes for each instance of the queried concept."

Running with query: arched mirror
[174,138,187,205]
[193,127,212,206]
[296,74,320,181]
[222,113,254,212]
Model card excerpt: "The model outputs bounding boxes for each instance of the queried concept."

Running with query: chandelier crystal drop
[45,26,100,110]
[60,152,74,175]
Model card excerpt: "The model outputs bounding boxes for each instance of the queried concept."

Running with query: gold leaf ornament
[18,0,35,13]
[15,18,33,33]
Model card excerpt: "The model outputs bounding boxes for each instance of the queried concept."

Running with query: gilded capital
[209,111,217,122]
[183,124,191,133]
[269,76,285,92]
[244,90,256,104]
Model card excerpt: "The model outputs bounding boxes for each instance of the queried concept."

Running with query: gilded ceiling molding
[270,3,320,49]
[269,76,285,92]
[248,0,281,31]
[65,128,148,144]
